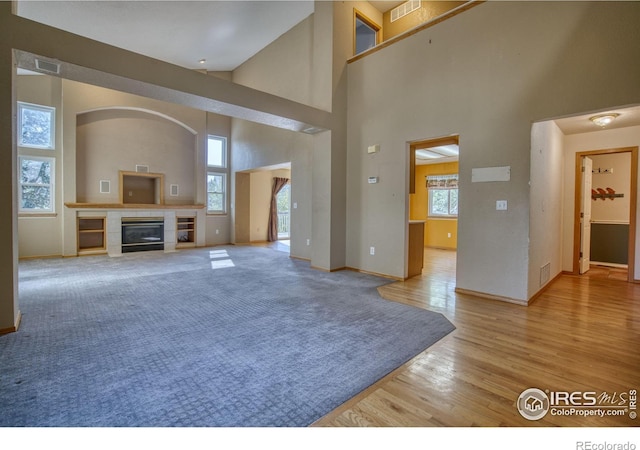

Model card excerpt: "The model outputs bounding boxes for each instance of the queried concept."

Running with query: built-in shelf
[77,217,106,254]
[176,216,196,248]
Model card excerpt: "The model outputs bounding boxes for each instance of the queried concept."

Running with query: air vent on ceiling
[35,59,60,74]
[391,0,421,23]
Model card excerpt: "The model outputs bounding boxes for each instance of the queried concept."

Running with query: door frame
[572,146,638,281]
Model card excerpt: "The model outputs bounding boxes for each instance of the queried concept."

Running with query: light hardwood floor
[313,248,640,427]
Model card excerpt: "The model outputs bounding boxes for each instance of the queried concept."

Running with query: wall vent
[391,0,421,22]
[540,262,551,287]
[135,165,149,173]
[35,59,60,74]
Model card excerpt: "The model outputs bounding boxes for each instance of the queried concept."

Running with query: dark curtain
[267,177,289,242]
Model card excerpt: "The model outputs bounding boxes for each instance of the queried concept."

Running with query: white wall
[589,153,631,223]
[529,120,565,299]
[562,125,640,280]
[346,1,640,300]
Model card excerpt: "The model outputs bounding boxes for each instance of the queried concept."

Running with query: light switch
[496,200,508,211]
[293,202,298,209]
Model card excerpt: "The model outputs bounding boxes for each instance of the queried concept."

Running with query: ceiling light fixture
[589,113,620,127]
[199,59,206,64]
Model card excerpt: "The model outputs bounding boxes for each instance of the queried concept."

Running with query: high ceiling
[16,1,639,136]
[16,1,402,72]
[16,1,316,72]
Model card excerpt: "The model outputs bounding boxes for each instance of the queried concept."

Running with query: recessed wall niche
[120,171,164,205]
[75,107,196,204]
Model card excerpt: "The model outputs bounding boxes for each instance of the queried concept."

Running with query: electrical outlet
[448,232,452,238]
[370,246,375,256]
[496,200,508,211]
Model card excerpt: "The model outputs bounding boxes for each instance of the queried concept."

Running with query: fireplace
[121,218,164,253]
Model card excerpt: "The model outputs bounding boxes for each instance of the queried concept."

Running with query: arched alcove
[75,107,197,204]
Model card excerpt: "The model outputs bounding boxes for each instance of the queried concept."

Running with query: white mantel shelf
[65,203,205,209]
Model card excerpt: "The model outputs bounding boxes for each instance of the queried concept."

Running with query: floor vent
[540,263,551,287]
[391,0,421,22]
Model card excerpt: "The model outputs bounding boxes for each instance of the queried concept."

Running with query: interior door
[580,157,593,274]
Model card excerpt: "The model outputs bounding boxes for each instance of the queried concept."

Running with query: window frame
[18,101,56,150]
[19,155,55,214]
[427,174,458,218]
[354,9,381,56]
[206,135,228,215]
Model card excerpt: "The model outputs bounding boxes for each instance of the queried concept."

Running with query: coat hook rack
[591,187,624,201]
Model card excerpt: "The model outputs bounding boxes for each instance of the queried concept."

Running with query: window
[207,135,226,168]
[19,156,55,213]
[207,135,227,214]
[18,102,55,149]
[354,10,380,55]
[427,175,458,217]
[207,173,226,213]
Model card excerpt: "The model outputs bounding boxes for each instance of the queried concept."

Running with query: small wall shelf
[176,216,196,248]
[77,217,106,254]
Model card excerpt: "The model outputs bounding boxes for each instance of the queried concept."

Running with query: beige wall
[382,1,465,41]
[16,75,63,258]
[76,109,196,205]
[231,119,313,259]
[562,125,640,280]
[15,76,235,258]
[230,1,337,265]
[347,1,640,299]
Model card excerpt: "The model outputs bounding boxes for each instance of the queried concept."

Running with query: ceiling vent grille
[35,59,60,74]
[391,0,421,22]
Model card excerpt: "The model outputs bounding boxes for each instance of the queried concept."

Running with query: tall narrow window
[18,102,55,149]
[207,135,227,214]
[354,10,381,55]
[427,174,458,217]
[19,156,55,213]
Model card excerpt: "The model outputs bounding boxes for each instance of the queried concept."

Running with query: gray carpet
[1,245,455,427]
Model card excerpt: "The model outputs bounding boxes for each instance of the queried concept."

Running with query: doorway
[573,147,638,281]
[408,135,459,279]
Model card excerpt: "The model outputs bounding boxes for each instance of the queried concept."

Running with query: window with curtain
[427,174,458,218]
